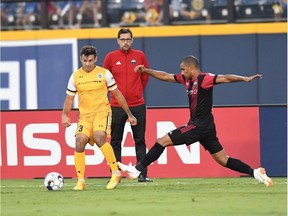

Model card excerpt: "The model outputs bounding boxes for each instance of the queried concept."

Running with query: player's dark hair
[118,28,133,39]
[80,46,97,57]
[181,55,199,68]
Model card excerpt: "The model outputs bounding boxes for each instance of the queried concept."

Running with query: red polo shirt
[103,48,149,107]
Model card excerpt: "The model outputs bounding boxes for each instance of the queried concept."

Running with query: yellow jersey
[66,66,117,117]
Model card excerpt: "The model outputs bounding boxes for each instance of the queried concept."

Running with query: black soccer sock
[136,142,165,171]
[226,157,254,177]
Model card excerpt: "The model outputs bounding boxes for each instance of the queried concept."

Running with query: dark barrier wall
[260,106,287,176]
[258,34,287,104]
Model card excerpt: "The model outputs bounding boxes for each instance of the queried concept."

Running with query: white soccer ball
[44,172,64,191]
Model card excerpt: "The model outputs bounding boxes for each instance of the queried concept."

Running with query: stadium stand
[0,0,286,30]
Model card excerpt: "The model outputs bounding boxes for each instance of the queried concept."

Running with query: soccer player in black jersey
[118,55,272,187]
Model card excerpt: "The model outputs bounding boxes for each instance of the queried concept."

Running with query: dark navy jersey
[174,72,218,128]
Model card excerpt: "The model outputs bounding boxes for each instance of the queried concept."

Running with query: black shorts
[167,124,223,154]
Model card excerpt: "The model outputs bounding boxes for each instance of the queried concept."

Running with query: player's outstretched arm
[134,65,176,83]
[216,74,262,84]
[111,88,137,126]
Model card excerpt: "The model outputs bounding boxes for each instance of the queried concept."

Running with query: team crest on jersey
[97,73,103,79]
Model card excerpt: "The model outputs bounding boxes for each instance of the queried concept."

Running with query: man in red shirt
[103,28,152,182]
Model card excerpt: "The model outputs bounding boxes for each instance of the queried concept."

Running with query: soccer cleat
[117,162,141,180]
[138,173,153,182]
[106,174,121,189]
[254,167,273,187]
[73,180,86,190]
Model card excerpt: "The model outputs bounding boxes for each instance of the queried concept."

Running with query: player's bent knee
[156,135,173,147]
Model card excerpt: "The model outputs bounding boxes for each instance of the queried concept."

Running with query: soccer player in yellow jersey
[62,45,137,190]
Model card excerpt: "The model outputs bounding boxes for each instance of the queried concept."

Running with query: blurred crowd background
[1,0,287,30]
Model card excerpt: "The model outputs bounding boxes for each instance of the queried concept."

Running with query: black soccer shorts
[167,124,223,154]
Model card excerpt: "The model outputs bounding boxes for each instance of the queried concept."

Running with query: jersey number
[78,125,83,132]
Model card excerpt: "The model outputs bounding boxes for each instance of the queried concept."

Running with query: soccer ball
[44,172,64,191]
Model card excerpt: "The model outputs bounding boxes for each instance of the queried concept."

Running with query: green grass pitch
[1,177,287,216]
